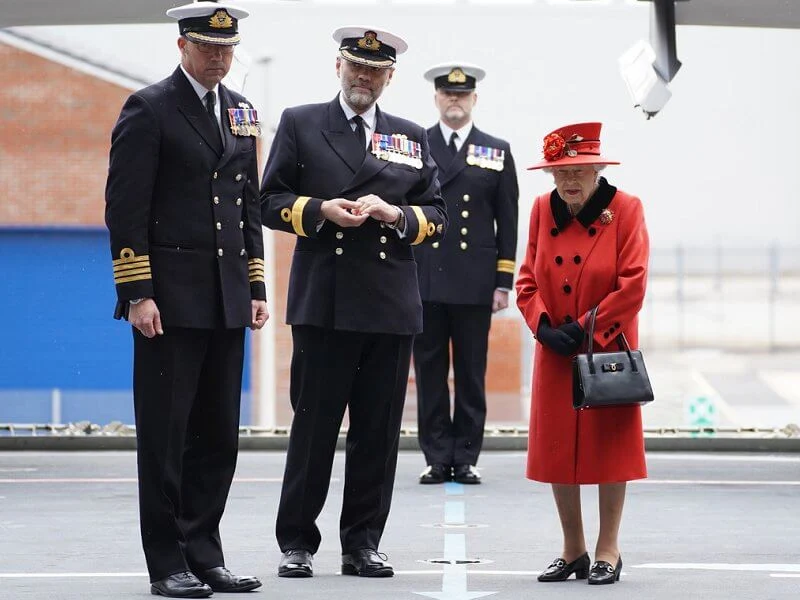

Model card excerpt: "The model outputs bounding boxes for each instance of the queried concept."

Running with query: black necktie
[204,90,222,146]
[352,115,367,155]
[448,131,458,157]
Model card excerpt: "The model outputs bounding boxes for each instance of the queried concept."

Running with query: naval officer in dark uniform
[260,26,447,579]
[105,1,266,596]
[413,63,519,485]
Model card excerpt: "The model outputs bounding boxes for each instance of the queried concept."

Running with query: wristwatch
[129,298,147,305]
[385,206,404,230]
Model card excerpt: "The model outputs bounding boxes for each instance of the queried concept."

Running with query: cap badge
[357,31,381,52]
[209,10,233,29]
[447,68,467,84]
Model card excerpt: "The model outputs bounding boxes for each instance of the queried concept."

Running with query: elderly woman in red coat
[516,122,649,585]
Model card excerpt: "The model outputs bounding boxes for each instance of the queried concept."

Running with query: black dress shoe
[278,549,313,578]
[198,566,262,592]
[588,556,622,585]
[419,464,450,484]
[150,571,213,598]
[453,464,481,484]
[537,553,590,582]
[341,549,394,577]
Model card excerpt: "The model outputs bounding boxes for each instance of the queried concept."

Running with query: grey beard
[344,89,375,112]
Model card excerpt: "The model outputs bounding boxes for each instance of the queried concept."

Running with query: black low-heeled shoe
[588,556,622,585]
[537,552,590,582]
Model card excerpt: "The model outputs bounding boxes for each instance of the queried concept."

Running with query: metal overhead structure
[2,0,800,29]
[0,0,176,27]
[675,0,800,29]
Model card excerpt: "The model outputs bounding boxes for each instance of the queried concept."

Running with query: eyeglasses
[192,42,235,55]
[553,168,595,180]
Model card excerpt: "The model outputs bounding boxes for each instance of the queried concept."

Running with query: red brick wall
[0,43,131,225]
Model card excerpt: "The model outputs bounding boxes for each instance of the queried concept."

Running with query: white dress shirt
[339,92,377,149]
[181,65,224,141]
[438,121,473,152]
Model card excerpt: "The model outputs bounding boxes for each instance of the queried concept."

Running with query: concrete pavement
[0,450,798,599]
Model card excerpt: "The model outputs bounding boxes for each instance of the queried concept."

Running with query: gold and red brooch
[599,208,614,225]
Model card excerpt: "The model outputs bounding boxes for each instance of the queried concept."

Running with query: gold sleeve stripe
[112,255,149,267]
[115,273,152,285]
[114,266,151,278]
[248,258,265,266]
[249,269,265,277]
[249,275,265,282]
[410,206,427,246]
[497,259,516,274]
[291,196,311,237]
[113,261,150,273]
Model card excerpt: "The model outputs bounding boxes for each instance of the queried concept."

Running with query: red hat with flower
[527,122,619,170]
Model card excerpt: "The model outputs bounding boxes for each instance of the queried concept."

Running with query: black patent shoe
[198,566,262,592]
[150,571,212,597]
[419,464,451,484]
[341,549,394,577]
[537,552,590,582]
[453,464,481,484]
[588,556,622,585]
[278,549,313,577]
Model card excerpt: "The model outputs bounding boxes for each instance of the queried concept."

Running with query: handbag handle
[584,307,640,375]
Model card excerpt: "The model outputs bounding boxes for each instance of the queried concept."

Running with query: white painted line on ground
[0,477,793,486]
[0,573,148,578]
[414,534,496,600]
[637,480,800,486]
[444,482,463,496]
[646,454,800,463]
[634,563,800,573]
[0,477,305,484]
[415,484,496,600]
[445,501,465,525]
[3,567,797,579]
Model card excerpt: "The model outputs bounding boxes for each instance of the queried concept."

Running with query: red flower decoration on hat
[543,133,566,161]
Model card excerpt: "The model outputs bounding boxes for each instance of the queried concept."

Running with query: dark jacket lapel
[215,85,240,168]
[173,68,223,156]
[438,125,479,187]
[321,96,367,174]
[339,104,391,195]
[427,125,451,172]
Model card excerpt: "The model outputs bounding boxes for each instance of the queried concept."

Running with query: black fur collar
[549,177,617,230]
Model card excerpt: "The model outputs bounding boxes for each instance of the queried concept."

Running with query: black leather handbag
[572,307,654,410]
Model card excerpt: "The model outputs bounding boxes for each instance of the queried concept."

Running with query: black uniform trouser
[133,326,245,582]
[276,325,412,555]
[413,302,492,468]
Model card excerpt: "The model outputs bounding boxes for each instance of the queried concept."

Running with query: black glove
[558,321,585,348]
[536,319,579,356]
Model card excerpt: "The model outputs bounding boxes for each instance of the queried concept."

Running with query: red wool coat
[516,180,649,484]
